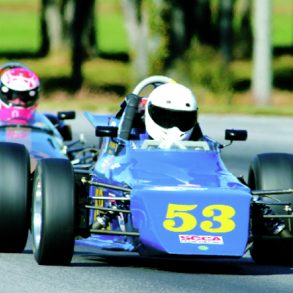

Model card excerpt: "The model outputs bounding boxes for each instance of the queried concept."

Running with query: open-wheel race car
[0,62,97,253]
[30,75,293,266]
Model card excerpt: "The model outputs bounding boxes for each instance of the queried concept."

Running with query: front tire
[32,158,75,265]
[248,153,293,265]
[0,142,30,252]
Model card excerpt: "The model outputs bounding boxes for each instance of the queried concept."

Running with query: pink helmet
[0,67,40,122]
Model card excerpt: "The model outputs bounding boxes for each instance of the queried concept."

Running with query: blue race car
[30,76,293,265]
[0,62,96,253]
[0,62,79,162]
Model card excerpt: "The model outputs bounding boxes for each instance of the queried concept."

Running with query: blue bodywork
[0,112,66,160]
[77,112,252,258]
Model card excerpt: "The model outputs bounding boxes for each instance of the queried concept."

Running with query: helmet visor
[0,86,38,107]
[148,102,197,132]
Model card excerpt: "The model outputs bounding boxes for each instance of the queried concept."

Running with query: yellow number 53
[163,203,236,233]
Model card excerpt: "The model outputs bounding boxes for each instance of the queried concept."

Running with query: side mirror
[225,129,247,141]
[57,111,76,120]
[95,126,118,138]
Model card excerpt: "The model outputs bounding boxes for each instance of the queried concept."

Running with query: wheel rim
[32,176,42,250]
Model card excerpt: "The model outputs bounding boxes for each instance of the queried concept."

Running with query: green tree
[40,0,97,88]
[121,0,251,79]
[39,0,73,55]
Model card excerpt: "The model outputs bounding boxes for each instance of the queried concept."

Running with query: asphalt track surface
[0,114,293,293]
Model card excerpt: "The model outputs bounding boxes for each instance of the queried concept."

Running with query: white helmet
[145,82,198,141]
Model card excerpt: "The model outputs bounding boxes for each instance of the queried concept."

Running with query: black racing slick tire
[31,158,75,265]
[248,152,293,265]
[0,142,30,252]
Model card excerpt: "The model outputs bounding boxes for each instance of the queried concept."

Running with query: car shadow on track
[72,249,293,275]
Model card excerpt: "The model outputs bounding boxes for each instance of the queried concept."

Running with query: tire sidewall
[0,142,30,252]
[32,158,75,265]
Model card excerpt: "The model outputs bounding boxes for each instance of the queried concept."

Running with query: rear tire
[248,153,293,265]
[31,158,75,265]
[0,142,30,252]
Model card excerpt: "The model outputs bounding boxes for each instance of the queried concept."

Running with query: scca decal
[163,203,236,233]
[179,235,224,245]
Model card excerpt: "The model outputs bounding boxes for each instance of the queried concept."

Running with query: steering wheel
[132,75,175,96]
[117,76,176,140]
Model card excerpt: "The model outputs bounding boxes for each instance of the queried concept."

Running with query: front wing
[131,186,251,257]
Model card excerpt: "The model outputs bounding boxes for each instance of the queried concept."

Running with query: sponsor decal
[101,156,114,171]
[179,234,224,245]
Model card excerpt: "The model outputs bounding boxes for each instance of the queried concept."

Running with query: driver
[144,82,199,141]
[0,66,40,122]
